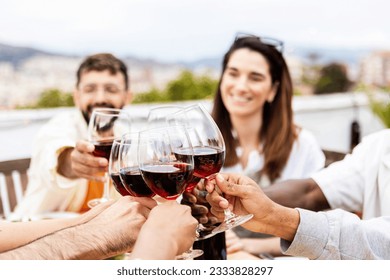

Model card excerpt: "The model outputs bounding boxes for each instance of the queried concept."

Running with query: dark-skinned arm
[264,178,330,211]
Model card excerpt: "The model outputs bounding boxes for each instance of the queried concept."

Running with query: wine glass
[87,108,131,208]
[147,105,183,129]
[109,138,132,196]
[146,105,183,203]
[168,103,253,234]
[149,105,202,192]
[138,125,203,260]
[118,132,155,197]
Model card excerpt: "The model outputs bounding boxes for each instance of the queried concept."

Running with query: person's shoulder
[37,109,79,134]
[45,109,79,124]
[362,129,390,142]
[295,127,319,145]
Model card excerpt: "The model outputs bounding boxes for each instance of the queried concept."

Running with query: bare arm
[0,223,112,260]
[0,201,114,253]
[265,178,330,211]
[226,230,282,256]
[0,197,154,259]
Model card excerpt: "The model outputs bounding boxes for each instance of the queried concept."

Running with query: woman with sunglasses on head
[209,33,325,258]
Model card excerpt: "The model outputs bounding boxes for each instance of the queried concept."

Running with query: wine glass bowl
[147,105,183,129]
[118,132,155,198]
[109,138,131,196]
[87,108,131,208]
[138,125,194,200]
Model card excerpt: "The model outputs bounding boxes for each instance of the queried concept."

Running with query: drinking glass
[109,138,132,196]
[168,104,253,234]
[146,105,183,129]
[87,108,131,208]
[118,132,155,197]
[138,125,203,259]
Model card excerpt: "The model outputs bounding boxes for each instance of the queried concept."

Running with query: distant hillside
[0,41,373,71]
[290,46,372,66]
[0,42,184,70]
[0,43,63,67]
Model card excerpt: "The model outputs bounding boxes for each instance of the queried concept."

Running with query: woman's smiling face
[220,48,277,119]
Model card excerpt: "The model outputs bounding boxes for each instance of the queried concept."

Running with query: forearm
[265,179,330,211]
[241,237,282,256]
[0,218,80,253]
[0,223,121,260]
[254,204,300,242]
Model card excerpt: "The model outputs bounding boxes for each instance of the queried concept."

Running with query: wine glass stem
[102,172,110,200]
[224,208,236,222]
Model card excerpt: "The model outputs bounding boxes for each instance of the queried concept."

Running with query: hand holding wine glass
[138,125,203,259]
[87,108,131,208]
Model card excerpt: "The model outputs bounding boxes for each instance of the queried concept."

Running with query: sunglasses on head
[234,32,284,53]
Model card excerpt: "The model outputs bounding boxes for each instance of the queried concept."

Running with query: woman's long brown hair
[211,37,297,182]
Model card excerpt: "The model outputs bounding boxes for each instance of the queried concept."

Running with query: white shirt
[282,208,390,259]
[312,129,390,219]
[12,110,90,219]
[222,129,325,187]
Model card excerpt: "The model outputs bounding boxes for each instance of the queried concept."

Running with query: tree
[314,63,351,94]
[132,70,218,104]
[34,89,74,108]
[370,98,390,128]
[132,87,167,104]
[16,88,74,109]
[165,70,217,101]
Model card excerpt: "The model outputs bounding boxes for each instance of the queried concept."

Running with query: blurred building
[359,51,390,87]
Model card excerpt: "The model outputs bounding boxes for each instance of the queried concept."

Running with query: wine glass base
[87,197,109,208]
[212,213,254,234]
[175,249,204,260]
[195,224,219,240]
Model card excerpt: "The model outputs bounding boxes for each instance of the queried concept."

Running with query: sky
[1,0,390,62]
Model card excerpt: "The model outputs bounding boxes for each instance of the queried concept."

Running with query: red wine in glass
[92,139,113,160]
[184,176,201,191]
[175,146,225,178]
[119,167,155,197]
[110,172,131,196]
[140,163,192,200]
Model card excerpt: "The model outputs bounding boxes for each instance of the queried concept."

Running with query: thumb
[215,174,244,198]
[76,140,94,153]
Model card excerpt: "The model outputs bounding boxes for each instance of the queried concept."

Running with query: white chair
[0,158,30,220]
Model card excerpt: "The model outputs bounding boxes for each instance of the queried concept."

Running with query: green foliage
[132,87,168,104]
[314,63,351,94]
[370,97,390,128]
[132,70,218,104]
[21,70,217,107]
[21,88,74,108]
[293,88,302,96]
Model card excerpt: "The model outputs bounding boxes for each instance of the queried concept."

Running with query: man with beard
[12,53,132,219]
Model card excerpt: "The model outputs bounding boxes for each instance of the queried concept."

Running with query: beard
[81,103,120,125]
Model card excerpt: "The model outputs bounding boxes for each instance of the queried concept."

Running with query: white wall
[0,93,385,161]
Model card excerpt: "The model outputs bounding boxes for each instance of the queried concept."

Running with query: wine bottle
[193,232,227,260]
